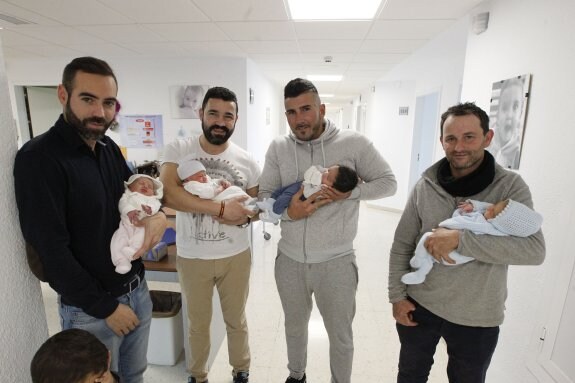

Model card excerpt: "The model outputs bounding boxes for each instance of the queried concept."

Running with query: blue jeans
[59,280,153,383]
[396,298,499,383]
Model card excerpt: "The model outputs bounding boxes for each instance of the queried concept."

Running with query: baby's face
[321,166,339,187]
[484,200,508,220]
[183,170,208,184]
[129,178,155,196]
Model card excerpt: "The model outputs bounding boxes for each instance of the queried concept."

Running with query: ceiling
[0,0,483,108]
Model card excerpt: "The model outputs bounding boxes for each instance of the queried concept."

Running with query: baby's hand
[141,204,152,215]
[219,179,231,190]
[458,201,473,213]
[127,210,139,224]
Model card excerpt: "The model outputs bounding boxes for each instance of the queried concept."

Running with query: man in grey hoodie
[258,78,397,383]
[388,102,545,383]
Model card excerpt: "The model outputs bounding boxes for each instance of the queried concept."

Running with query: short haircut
[62,56,117,95]
[440,102,490,136]
[284,78,319,99]
[201,86,238,113]
[332,165,359,193]
[31,329,108,383]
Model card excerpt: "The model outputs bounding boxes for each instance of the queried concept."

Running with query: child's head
[322,165,358,193]
[177,159,208,184]
[31,329,114,383]
[124,174,163,198]
[486,199,543,236]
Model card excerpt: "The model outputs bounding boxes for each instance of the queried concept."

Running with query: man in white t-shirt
[160,87,260,383]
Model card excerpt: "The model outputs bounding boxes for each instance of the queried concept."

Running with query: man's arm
[160,162,251,221]
[351,135,397,200]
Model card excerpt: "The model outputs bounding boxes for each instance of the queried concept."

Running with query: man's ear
[57,84,68,107]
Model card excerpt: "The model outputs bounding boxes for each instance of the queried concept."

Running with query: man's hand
[214,195,253,225]
[424,227,459,264]
[321,185,352,202]
[393,299,418,326]
[286,186,332,220]
[105,303,140,336]
[132,211,167,259]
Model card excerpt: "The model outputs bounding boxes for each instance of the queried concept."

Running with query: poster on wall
[119,114,163,148]
[487,74,532,170]
[170,85,210,119]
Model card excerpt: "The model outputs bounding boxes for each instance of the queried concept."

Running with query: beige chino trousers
[177,248,251,381]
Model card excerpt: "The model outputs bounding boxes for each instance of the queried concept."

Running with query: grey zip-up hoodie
[258,119,397,263]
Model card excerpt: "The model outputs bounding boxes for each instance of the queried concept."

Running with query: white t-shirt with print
[162,136,260,260]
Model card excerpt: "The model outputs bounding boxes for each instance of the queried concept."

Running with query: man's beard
[202,122,234,145]
[65,101,113,142]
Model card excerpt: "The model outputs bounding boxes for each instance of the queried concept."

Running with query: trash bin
[147,290,184,365]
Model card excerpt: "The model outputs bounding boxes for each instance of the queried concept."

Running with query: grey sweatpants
[275,251,358,383]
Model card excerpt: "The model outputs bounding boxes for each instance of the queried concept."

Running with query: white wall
[362,17,469,211]
[6,57,280,163]
[0,40,48,383]
[246,58,282,168]
[461,0,575,381]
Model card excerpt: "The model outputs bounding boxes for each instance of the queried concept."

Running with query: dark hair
[31,329,108,383]
[201,86,238,113]
[440,102,490,136]
[332,165,359,193]
[284,78,319,99]
[62,56,117,95]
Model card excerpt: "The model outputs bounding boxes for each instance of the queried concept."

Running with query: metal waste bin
[147,290,183,365]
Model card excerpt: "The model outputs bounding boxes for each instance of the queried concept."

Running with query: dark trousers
[396,298,499,383]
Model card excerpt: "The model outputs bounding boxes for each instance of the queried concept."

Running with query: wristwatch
[237,216,251,228]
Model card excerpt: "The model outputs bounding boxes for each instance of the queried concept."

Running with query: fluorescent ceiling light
[307,74,342,82]
[319,94,334,98]
[288,0,382,20]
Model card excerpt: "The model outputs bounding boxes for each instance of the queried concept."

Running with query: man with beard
[160,86,259,383]
[388,102,545,383]
[258,78,397,383]
[14,57,167,383]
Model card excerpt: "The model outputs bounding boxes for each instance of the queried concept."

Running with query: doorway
[408,91,440,192]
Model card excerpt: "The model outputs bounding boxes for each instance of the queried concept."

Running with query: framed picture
[170,85,209,119]
[487,74,532,169]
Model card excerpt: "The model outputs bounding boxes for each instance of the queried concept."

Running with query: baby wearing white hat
[110,174,163,274]
[402,198,543,285]
[177,159,257,212]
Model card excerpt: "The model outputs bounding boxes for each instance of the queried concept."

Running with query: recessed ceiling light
[307,75,342,82]
[288,0,382,20]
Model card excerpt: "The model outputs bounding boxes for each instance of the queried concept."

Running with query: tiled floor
[42,204,449,382]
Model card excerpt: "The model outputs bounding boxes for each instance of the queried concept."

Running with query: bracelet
[218,200,225,218]
[237,216,251,228]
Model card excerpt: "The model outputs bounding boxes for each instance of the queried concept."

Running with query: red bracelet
[218,200,225,218]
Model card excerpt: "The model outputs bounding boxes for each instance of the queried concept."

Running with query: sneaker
[233,371,249,383]
[285,374,306,383]
[187,377,208,383]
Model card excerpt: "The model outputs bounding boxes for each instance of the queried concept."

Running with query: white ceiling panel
[97,0,209,23]
[14,26,106,45]
[0,0,485,107]
[360,39,428,54]
[217,21,295,41]
[368,19,455,39]
[235,40,299,54]
[77,25,165,44]
[191,0,289,21]
[298,40,363,53]
[144,23,230,42]
[3,0,133,25]
[380,0,484,19]
[294,21,371,40]
[179,41,245,57]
